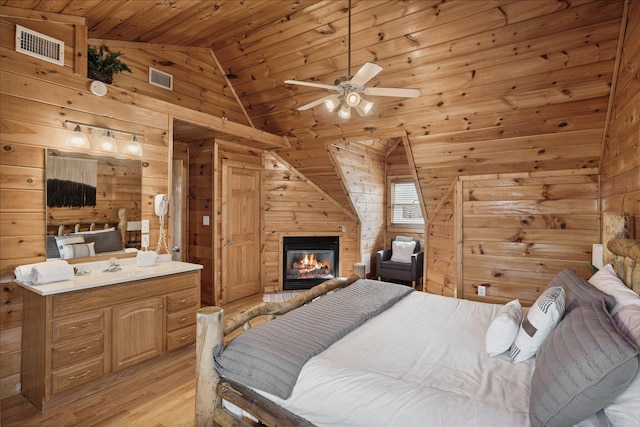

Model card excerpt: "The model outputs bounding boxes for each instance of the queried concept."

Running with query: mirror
[46,149,142,259]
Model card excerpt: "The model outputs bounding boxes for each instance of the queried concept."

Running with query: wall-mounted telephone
[155,194,168,217]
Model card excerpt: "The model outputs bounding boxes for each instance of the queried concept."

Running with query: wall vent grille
[15,25,64,66]
[149,67,173,90]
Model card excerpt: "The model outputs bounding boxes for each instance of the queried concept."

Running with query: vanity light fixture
[65,124,90,149]
[64,120,143,157]
[123,135,143,156]
[95,131,118,153]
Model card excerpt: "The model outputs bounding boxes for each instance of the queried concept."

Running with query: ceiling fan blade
[364,87,421,98]
[285,80,340,92]
[297,95,334,111]
[349,62,383,87]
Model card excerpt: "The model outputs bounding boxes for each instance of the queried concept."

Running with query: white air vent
[149,67,173,91]
[15,25,64,66]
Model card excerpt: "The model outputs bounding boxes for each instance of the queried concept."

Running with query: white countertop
[16,258,203,296]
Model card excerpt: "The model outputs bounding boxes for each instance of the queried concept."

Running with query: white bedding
[256,291,534,426]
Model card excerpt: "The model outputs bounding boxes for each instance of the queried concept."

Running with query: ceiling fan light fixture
[345,91,361,107]
[356,98,374,116]
[324,96,340,112]
[338,104,352,119]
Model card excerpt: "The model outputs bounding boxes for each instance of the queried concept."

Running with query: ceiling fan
[285,0,421,119]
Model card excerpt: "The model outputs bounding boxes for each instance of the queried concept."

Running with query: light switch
[141,234,150,248]
[141,219,150,233]
[203,215,210,225]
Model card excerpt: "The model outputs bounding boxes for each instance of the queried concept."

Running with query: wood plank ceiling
[2,0,627,219]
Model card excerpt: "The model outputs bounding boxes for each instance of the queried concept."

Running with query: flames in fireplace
[288,252,331,279]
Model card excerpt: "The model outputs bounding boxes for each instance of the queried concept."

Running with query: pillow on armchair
[390,240,416,263]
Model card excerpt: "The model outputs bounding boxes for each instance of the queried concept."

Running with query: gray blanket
[213,279,413,399]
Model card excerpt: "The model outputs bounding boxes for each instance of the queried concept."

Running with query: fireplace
[282,236,339,290]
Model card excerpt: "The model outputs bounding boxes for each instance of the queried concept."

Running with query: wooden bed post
[195,306,224,427]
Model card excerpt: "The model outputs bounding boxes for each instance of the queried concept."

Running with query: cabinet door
[112,297,163,372]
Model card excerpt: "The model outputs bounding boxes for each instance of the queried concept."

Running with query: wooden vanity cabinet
[21,270,200,411]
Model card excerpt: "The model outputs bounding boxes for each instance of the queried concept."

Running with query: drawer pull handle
[69,346,91,355]
[158,304,164,309]
[178,298,189,304]
[178,335,191,341]
[69,322,91,330]
[69,370,91,380]
[178,317,189,323]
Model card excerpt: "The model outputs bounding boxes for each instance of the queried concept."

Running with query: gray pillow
[548,268,616,314]
[77,230,123,253]
[529,300,640,427]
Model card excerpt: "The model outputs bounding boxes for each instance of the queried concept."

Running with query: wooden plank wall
[460,171,599,306]
[601,0,640,236]
[328,142,385,276]
[46,154,142,235]
[187,140,215,306]
[425,187,456,297]
[262,152,359,293]
[86,39,250,127]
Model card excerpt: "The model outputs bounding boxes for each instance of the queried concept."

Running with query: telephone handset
[155,194,168,217]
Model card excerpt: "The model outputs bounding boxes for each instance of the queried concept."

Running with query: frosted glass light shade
[123,135,143,156]
[95,131,118,153]
[324,96,340,112]
[65,125,90,149]
[345,91,361,107]
[338,104,351,119]
[356,99,374,116]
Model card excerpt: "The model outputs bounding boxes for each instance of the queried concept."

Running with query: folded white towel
[15,260,74,285]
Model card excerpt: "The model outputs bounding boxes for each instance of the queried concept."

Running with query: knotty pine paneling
[188,141,214,305]
[425,189,455,297]
[460,171,599,306]
[263,152,358,292]
[601,0,640,236]
[329,141,384,276]
[87,39,250,127]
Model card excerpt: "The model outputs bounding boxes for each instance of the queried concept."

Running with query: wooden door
[112,297,163,371]
[221,160,262,303]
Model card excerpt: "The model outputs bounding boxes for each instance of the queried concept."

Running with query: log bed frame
[195,238,640,427]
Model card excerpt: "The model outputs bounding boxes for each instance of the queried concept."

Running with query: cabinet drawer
[167,308,196,332]
[52,312,104,343]
[52,357,104,394]
[52,334,104,369]
[166,325,196,351]
[167,289,198,313]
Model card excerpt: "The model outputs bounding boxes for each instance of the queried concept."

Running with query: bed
[46,207,140,259]
[195,237,640,427]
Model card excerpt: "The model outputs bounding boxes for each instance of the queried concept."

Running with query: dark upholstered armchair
[376,237,424,288]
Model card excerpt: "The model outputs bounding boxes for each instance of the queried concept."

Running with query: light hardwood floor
[1,293,264,427]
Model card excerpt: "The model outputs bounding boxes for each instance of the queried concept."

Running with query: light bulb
[123,135,143,156]
[96,131,118,153]
[345,91,361,107]
[324,96,340,112]
[356,99,374,116]
[338,104,351,119]
[65,125,90,149]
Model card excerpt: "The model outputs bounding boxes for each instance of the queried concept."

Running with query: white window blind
[391,181,424,225]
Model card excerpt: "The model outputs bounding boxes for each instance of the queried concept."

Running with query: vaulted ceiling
[3,0,628,219]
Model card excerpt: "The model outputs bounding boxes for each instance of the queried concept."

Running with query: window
[391,180,424,225]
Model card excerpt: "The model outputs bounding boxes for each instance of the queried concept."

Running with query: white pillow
[588,264,640,313]
[486,299,522,357]
[510,286,565,363]
[390,240,416,263]
[55,234,85,248]
[59,242,95,259]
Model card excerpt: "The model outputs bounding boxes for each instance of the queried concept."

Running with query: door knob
[227,239,234,244]
[172,246,181,253]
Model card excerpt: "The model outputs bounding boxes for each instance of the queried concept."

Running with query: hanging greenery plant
[87,45,132,84]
